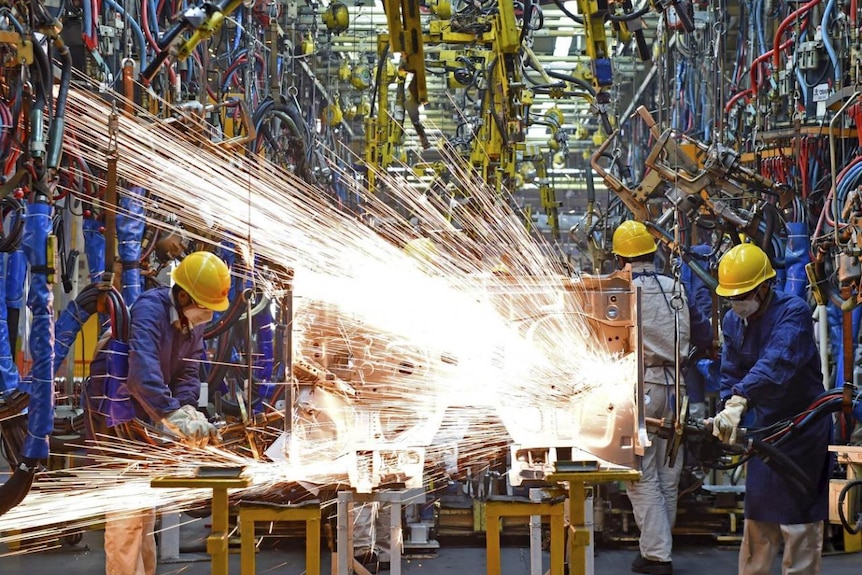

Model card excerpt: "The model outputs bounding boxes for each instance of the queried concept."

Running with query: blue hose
[783,221,810,297]
[53,299,92,374]
[104,339,134,426]
[117,187,146,306]
[6,249,25,310]
[0,253,20,395]
[821,0,841,85]
[83,217,105,283]
[21,201,54,461]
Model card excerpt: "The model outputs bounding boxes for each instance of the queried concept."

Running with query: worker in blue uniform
[613,221,711,575]
[85,250,231,575]
[712,243,831,575]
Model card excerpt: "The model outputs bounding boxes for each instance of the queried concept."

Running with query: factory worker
[85,250,230,575]
[612,221,711,575]
[712,244,830,575]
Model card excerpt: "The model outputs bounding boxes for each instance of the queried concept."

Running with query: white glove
[711,395,748,444]
[162,405,219,447]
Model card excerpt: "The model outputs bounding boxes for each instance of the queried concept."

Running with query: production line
[0,0,862,574]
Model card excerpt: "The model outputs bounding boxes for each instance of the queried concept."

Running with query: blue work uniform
[720,289,830,524]
[88,286,206,425]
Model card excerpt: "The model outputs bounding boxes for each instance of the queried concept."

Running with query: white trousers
[739,519,823,575]
[353,502,392,562]
[626,383,683,563]
[104,509,157,575]
[626,429,682,562]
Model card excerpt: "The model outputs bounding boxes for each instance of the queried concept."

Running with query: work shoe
[631,553,673,575]
[355,550,388,573]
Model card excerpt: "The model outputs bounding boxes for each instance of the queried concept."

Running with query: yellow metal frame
[576,0,611,89]
[383,0,427,102]
[547,469,641,575]
[239,503,321,575]
[829,446,862,553]
[150,475,252,575]
[485,499,565,575]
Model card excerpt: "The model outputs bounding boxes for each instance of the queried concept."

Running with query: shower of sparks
[0,74,636,545]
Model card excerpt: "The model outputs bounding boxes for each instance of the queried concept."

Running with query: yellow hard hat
[172,251,231,311]
[716,243,776,297]
[611,221,656,258]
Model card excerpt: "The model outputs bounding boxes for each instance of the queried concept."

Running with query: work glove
[711,395,748,444]
[162,405,220,448]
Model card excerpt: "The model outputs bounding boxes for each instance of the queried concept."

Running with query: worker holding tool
[612,221,711,575]
[84,250,230,575]
[711,243,831,575]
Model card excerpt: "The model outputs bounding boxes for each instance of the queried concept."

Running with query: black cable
[838,480,862,535]
[606,4,651,21]
[551,0,583,23]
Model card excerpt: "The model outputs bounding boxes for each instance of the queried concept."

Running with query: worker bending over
[84,250,230,575]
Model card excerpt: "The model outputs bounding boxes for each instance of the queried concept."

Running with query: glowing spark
[0,76,639,544]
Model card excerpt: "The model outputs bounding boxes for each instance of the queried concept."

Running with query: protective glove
[711,395,748,444]
[162,404,219,448]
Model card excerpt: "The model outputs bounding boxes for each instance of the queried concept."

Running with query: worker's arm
[127,295,181,421]
[723,302,815,404]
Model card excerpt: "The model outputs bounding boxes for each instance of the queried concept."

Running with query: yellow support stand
[547,469,641,575]
[151,472,252,575]
[485,498,565,575]
[829,446,862,553]
[238,502,321,575]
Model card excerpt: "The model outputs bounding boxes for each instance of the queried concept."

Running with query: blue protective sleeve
[52,299,92,373]
[21,202,55,460]
[83,217,105,283]
[105,339,134,426]
[5,249,26,309]
[784,222,810,298]
[0,253,19,394]
[117,187,146,306]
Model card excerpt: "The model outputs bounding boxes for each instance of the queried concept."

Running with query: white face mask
[183,306,214,329]
[731,298,760,319]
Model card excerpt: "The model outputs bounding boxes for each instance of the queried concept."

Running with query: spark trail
[0,81,635,544]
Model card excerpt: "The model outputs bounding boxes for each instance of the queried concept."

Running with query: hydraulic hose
[20,198,55,462]
[0,253,19,394]
[838,480,862,534]
[0,457,38,516]
[116,187,146,306]
[52,283,104,373]
[2,198,57,515]
[750,438,816,500]
[46,38,72,171]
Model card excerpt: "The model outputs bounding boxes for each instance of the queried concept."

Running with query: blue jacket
[89,286,206,423]
[720,289,830,524]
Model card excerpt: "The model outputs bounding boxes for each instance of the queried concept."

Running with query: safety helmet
[715,243,776,297]
[611,221,657,258]
[172,251,231,311]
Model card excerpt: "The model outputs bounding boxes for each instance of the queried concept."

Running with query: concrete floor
[1,526,861,574]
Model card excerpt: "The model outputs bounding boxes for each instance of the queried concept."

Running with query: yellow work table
[547,468,641,575]
[151,468,251,575]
